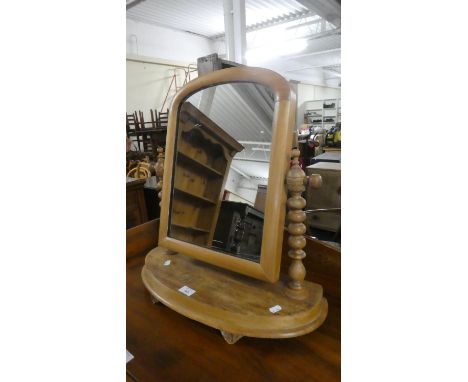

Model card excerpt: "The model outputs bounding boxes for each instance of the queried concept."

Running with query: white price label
[178,285,196,296]
[269,305,282,314]
[163,260,171,266]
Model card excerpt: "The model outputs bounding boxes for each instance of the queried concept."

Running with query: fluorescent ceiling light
[251,147,271,152]
[246,38,308,65]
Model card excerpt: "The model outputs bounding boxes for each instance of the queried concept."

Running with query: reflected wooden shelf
[177,151,224,177]
[171,102,244,246]
[171,223,210,234]
[126,224,341,381]
[174,187,217,205]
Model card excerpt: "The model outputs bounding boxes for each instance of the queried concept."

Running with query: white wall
[126,59,195,114]
[225,168,242,194]
[296,83,341,130]
[127,19,214,63]
[237,178,261,204]
[127,18,340,133]
[126,19,217,116]
[225,168,262,205]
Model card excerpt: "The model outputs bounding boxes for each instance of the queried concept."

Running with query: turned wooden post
[285,148,309,300]
[155,146,165,206]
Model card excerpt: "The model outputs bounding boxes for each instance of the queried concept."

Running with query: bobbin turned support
[154,146,176,256]
[155,146,165,206]
[285,148,322,300]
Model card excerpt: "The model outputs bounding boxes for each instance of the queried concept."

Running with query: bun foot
[220,330,243,345]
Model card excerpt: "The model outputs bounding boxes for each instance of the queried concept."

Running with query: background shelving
[303,98,341,132]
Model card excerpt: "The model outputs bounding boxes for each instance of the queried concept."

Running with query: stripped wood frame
[158,66,296,282]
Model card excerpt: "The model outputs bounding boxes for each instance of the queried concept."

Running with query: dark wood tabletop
[126,220,341,382]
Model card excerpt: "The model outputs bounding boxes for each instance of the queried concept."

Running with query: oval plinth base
[141,246,328,342]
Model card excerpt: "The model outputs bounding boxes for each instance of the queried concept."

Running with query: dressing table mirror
[142,66,328,344]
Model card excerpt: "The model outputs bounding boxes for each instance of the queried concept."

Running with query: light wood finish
[142,67,327,345]
[281,229,341,300]
[128,221,339,378]
[169,102,243,246]
[154,146,164,205]
[129,218,340,299]
[284,157,326,296]
[128,254,340,381]
[127,163,151,179]
[141,246,328,342]
[285,148,309,300]
[159,66,296,282]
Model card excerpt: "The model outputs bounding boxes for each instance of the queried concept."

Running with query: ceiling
[188,83,273,154]
[186,82,273,180]
[127,0,341,86]
[127,0,309,37]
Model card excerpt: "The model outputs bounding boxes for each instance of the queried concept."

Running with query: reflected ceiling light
[245,38,308,65]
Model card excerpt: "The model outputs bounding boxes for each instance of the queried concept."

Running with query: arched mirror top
[158,66,296,282]
[171,66,293,108]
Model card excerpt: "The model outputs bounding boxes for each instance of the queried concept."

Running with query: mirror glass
[168,82,275,263]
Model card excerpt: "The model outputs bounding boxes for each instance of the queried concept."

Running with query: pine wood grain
[127,220,340,381]
[127,254,340,382]
[171,102,243,246]
[126,218,340,298]
[158,67,296,283]
[142,247,327,339]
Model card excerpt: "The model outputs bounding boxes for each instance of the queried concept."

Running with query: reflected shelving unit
[169,102,244,246]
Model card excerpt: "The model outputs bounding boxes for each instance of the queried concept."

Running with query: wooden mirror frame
[158,66,296,282]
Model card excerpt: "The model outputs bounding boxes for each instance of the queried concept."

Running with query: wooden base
[141,247,328,344]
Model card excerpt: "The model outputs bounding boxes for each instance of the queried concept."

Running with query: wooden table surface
[127,255,341,382]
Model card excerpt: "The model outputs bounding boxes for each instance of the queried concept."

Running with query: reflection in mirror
[168,82,275,263]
